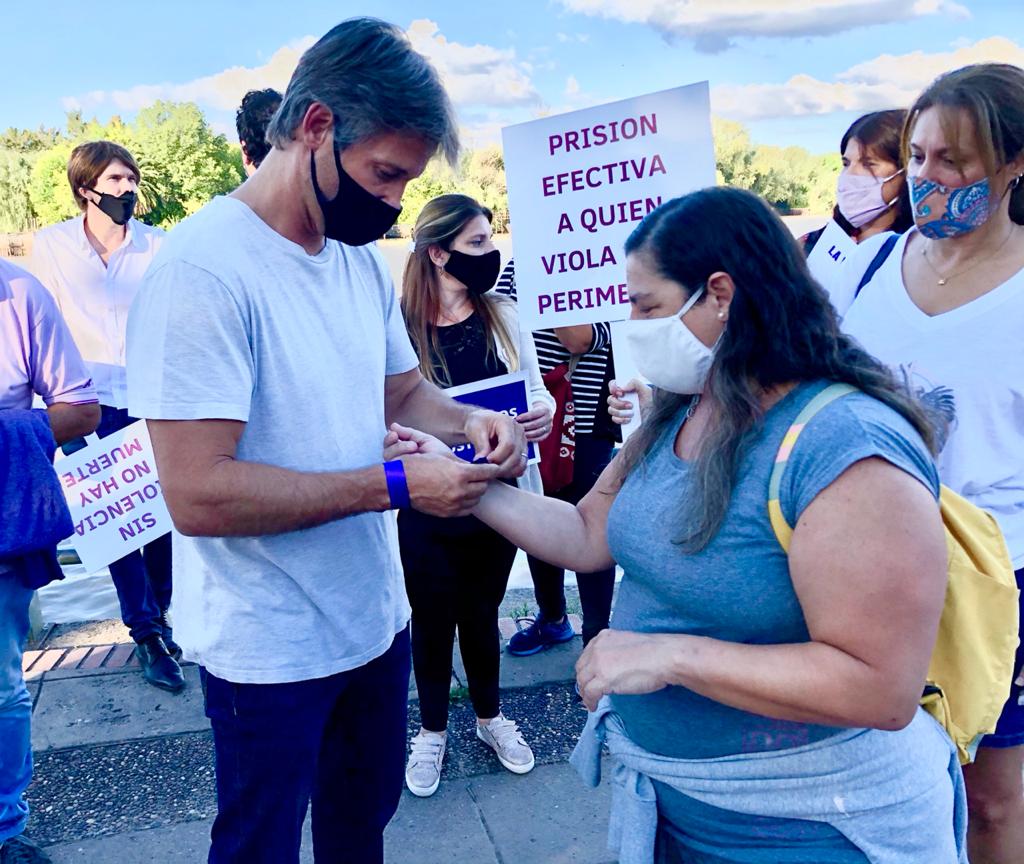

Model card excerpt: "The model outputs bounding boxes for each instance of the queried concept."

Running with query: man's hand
[464,409,527,479]
[516,403,553,443]
[402,453,501,517]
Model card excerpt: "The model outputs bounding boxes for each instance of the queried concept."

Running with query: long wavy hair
[401,194,518,387]
[619,187,939,552]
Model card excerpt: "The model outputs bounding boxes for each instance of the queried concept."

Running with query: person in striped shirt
[496,258,619,653]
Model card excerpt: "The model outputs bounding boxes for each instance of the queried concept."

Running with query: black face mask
[444,248,501,296]
[89,190,136,225]
[310,146,401,246]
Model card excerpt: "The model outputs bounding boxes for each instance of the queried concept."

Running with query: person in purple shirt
[0,259,99,864]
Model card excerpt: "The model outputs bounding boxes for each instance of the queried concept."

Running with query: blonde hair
[401,194,518,386]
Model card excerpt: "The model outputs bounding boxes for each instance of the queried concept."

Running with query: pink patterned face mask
[836,169,903,229]
[909,174,992,239]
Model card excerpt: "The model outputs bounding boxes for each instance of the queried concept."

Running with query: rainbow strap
[767,383,857,552]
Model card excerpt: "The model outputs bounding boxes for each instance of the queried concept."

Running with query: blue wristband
[382,460,411,510]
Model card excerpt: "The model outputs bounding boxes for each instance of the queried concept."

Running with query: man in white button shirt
[30,142,183,693]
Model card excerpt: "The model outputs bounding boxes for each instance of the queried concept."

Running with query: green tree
[0,150,37,231]
[397,159,458,227]
[130,102,242,225]
[0,125,63,154]
[459,146,509,231]
[712,117,757,188]
[28,142,79,225]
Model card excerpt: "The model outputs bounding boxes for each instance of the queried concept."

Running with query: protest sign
[56,421,172,573]
[502,82,716,331]
[445,371,539,464]
[806,219,857,298]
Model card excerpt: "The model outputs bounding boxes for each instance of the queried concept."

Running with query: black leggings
[398,511,517,732]
[528,434,616,645]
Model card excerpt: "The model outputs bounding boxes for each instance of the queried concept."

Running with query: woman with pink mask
[802,109,913,255]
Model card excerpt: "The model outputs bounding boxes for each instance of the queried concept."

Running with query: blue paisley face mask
[909,174,992,239]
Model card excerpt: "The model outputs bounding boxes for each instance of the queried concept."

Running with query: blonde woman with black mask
[396,194,554,798]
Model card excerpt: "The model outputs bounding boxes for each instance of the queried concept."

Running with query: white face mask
[623,286,716,395]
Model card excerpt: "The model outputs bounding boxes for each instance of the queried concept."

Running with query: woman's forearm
[473,480,614,574]
[656,633,920,731]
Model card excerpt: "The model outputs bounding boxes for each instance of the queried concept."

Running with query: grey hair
[266,17,460,166]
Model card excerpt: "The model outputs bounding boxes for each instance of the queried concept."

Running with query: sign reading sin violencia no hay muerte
[502,82,717,331]
[57,420,172,573]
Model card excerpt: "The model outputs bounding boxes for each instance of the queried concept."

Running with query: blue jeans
[981,566,1024,748]
[63,407,171,642]
[0,576,33,843]
[202,626,411,864]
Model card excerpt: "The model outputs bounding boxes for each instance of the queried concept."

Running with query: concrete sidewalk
[26,622,616,864]
[44,761,614,864]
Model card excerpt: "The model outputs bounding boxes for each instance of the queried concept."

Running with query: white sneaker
[476,714,535,774]
[405,729,447,797]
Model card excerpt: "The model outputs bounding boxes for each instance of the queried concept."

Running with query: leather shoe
[136,636,186,693]
[159,609,182,661]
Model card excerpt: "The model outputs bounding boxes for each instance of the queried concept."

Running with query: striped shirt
[496,259,611,436]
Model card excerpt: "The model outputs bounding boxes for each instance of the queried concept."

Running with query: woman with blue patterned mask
[836,63,1024,864]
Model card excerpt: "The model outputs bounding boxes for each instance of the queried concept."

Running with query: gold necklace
[920,226,1015,286]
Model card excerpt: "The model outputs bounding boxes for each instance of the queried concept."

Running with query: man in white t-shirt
[30,141,182,693]
[0,260,99,864]
[126,18,526,864]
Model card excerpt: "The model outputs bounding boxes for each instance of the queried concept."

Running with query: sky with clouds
[4,0,1022,154]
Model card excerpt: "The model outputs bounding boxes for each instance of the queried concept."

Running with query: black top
[430,312,507,388]
[496,259,616,439]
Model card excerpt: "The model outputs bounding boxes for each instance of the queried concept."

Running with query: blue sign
[445,371,539,464]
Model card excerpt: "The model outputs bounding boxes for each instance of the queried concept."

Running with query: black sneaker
[507,614,575,656]
[0,835,53,864]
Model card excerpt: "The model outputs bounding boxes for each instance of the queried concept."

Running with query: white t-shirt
[833,230,1024,567]
[31,215,164,408]
[126,196,419,684]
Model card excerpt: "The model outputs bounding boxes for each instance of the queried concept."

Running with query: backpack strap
[854,233,900,299]
[768,383,858,552]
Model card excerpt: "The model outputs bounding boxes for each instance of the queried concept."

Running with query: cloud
[62,21,539,126]
[557,0,969,51]
[565,75,581,96]
[62,37,314,114]
[711,37,1024,121]
[405,19,540,107]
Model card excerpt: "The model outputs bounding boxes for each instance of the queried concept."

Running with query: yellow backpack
[768,383,1020,764]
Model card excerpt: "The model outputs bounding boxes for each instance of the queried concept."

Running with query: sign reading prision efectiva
[502,83,717,330]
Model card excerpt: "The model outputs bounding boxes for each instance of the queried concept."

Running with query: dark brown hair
[67,141,140,211]
[841,109,913,234]
[619,188,937,551]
